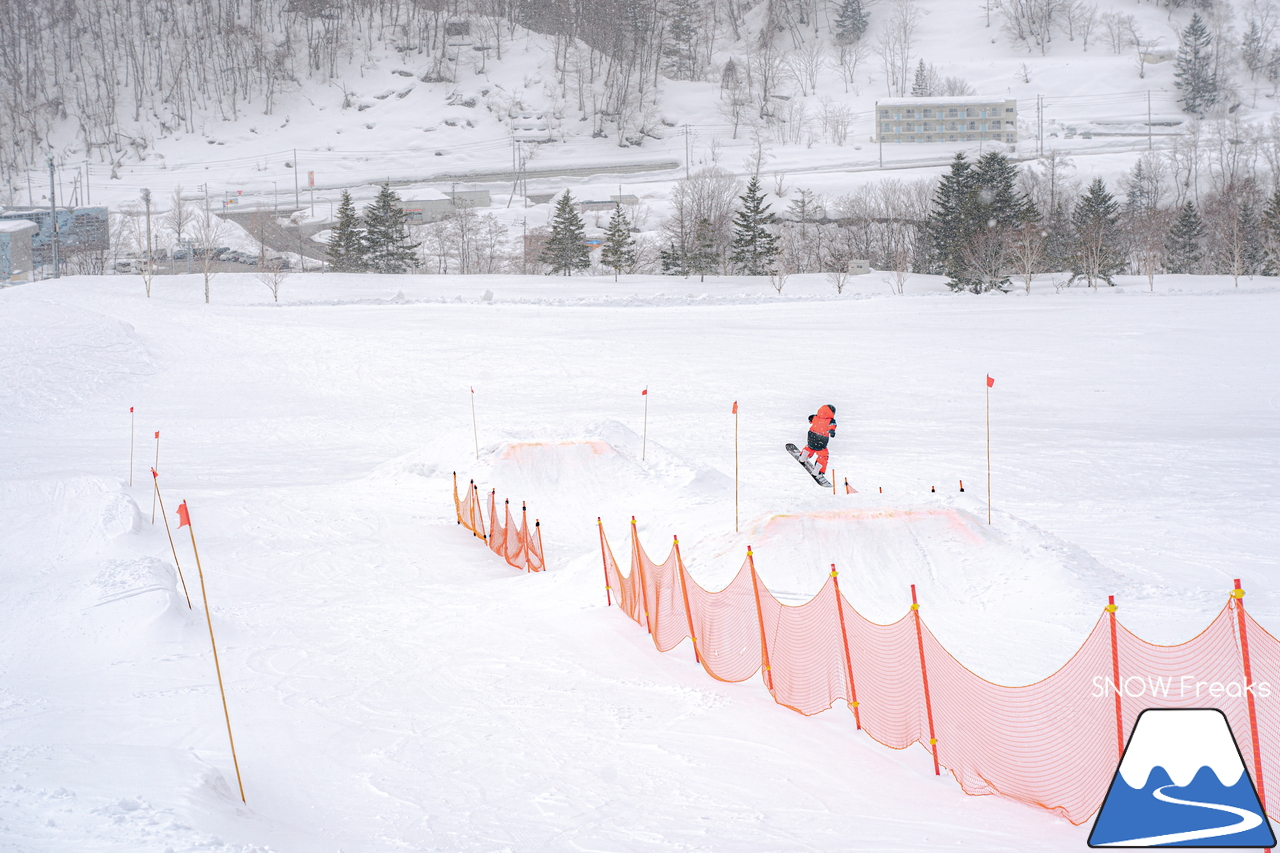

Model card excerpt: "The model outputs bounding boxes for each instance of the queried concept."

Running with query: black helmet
[826,404,837,414]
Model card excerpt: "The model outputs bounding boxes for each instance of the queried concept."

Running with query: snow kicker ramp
[600,521,1280,827]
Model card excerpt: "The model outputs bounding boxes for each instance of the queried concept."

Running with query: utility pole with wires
[48,157,60,278]
[293,149,300,209]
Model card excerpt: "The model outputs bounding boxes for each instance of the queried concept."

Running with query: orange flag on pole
[732,401,738,413]
[177,500,191,528]
[987,375,995,387]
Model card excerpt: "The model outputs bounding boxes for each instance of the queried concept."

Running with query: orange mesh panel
[596,521,1279,825]
[685,559,767,683]
[757,580,851,716]
[1242,610,1279,816]
[458,482,484,537]
[454,481,545,572]
[919,616,1114,822]
[842,604,930,750]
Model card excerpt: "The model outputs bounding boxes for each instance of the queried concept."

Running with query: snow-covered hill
[2,271,1278,850]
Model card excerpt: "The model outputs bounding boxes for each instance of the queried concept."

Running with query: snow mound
[98,492,142,539]
[676,505,1130,684]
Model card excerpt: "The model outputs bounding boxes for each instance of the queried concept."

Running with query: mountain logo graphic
[1089,708,1276,848]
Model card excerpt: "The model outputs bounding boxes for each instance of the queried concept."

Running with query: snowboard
[786,443,831,488]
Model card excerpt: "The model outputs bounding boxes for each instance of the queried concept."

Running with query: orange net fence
[599,517,1280,825]
[453,473,546,572]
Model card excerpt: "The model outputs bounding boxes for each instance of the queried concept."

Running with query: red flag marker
[987,375,995,388]
[130,406,134,413]
[155,430,159,439]
[731,400,737,413]
[641,388,649,460]
[642,388,647,395]
[177,500,190,528]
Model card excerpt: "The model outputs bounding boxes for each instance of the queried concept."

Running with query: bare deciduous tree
[192,211,230,305]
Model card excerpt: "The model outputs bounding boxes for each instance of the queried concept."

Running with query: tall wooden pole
[641,389,648,461]
[182,502,247,803]
[986,376,993,525]
[470,387,479,460]
[733,401,739,532]
[129,407,135,486]
[152,471,191,609]
[150,431,160,523]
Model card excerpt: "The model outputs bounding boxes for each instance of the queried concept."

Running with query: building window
[1007,134,1016,142]
[923,109,933,118]
[894,113,901,120]
[894,126,900,133]
[968,121,976,131]
[925,135,933,142]
[882,123,890,133]
[948,135,957,141]
[880,109,889,118]
[1006,107,1014,113]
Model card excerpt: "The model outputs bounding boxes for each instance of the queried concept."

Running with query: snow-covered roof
[0,220,38,234]
[876,96,1015,107]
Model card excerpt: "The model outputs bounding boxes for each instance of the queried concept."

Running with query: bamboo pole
[641,389,648,461]
[128,407,135,486]
[986,375,993,525]
[152,470,191,609]
[733,401,739,532]
[182,501,246,803]
[747,548,773,692]
[470,387,479,460]
[150,431,160,523]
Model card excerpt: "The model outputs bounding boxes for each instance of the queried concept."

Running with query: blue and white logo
[1089,708,1276,847]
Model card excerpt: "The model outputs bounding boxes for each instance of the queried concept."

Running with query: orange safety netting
[599,517,1280,825]
[453,474,546,572]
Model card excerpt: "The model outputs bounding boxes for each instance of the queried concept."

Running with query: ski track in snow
[1,273,1279,851]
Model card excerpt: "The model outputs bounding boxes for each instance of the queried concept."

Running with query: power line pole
[141,188,152,281]
[293,149,300,209]
[1147,91,1153,153]
[48,157,60,279]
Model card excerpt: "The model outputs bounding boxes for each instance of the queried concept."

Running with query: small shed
[0,220,38,282]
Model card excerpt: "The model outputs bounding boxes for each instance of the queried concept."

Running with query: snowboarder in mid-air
[786,404,836,487]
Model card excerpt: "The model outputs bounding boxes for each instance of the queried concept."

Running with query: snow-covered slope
[2,270,1278,850]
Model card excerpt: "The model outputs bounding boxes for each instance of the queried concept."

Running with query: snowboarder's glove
[808,414,815,423]
[828,430,836,438]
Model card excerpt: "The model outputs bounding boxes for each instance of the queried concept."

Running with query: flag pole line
[128,407,135,486]
[597,518,611,606]
[733,402,738,533]
[150,431,160,523]
[182,502,246,803]
[152,472,191,609]
[470,389,479,461]
[986,378,992,525]
[642,391,648,461]
[747,548,774,692]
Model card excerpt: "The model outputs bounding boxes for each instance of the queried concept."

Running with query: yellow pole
[183,502,247,803]
[152,472,191,609]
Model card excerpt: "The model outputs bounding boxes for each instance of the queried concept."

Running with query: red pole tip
[1108,595,1115,604]
[1235,579,1242,589]
[910,584,918,604]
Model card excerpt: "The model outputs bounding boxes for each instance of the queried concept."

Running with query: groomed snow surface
[2,271,1278,852]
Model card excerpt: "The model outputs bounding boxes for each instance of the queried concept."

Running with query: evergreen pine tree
[729,176,780,275]
[911,59,930,97]
[687,218,718,281]
[922,153,979,284]
[662,0,700,80]
[1165,201,1205,274]
[600,204,636,280]
[1244,21,1265,79]
[660,242,688,275]
[1174,14,1218,116]
[1070,178,1126,286]
[833,0,868,45]
[362,184,419,274]
[1261,186,1280,274]
[974,151,1036,229]
[540,191,591,275]
[327,190,367,272]
[1239,199,1265,276]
